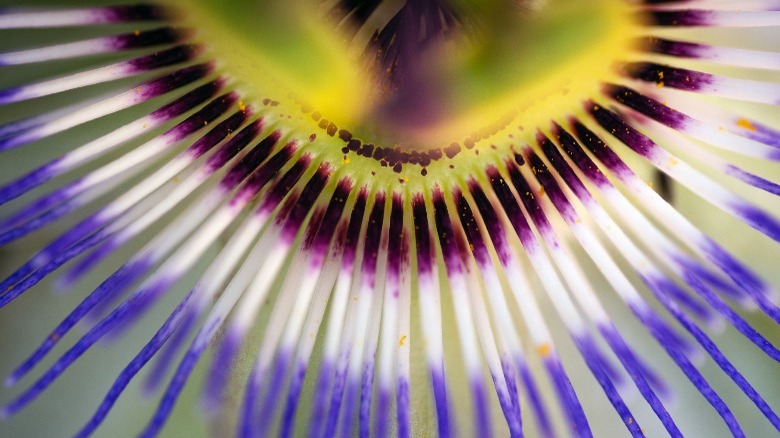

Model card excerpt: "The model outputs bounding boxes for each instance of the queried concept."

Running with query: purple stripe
[615,331,670,398]
[0,69,217,150]
[316,352,349,437]
[96,275,180,344]
[0,87,20,106]
[0,213,105,293]
[0,108,55,139]
[677,260,743,301]
[400,224,410,277]
[0,177,77,229]
[358,357,376,438]
[396,376,410,438]
[0,6,164,27]
[114,26,189,50]
[142,71,216,119]
[338,376,360,438]
[126,44,200,73]
[598,325,681,436]
[255,351,293,436]
[60,238,120,288]
[253,154,311,215]
[280,163,333,243]
[749,123,780,148]
[543,356,593,437]
[644,275,713,322]
[431,188,461,274]
[581,111,780,245]
[732,202,780,242]
[207,121,266,177]
[300,206,327,254]
[605,84,688,129]
[703,241,775,307]
[308,359,335,437]
[280,361,309,438]
[641,36,706,58]
[140,63,214,103]
[542,127,595,201]
[727,166,780,195]
[0,73,220,153]
[310,177,353,257]
[201,331,242,414]
[411,193,434,275]
[6,258,151,385]
[323,351,351,438]
[229,136,292,199]
[0,26,188,66]
[186,107,250,158]
[570,118,771,303]
[143,303,199,395]
[637,289,748,436]
[0,197,78,247]
[626,345,670,400]
[506,155,559,236]
[468,178,512,266]
[1,275,171,417]
[239,369,261,438]
[265,185,302,228]
[587,103,657,159]
[452,186,524,434]
[429,365,452,438]
[681,269,780,362]
[226,138,294,201]
[3,87,235,228]
[517,360,554,438]
[621,62,711,92]
[640,0,697,4]
[138,316,222,438]
[608,84,780,152]
[571,119,633,177]
[101,4,170,23]
[1,183,77,239]
[385,193,405,283]
[162,87,235,142]
[73,291,195,438]
[361,192,386,279]
[642,10,713,27]
[342,187,369,268]
[630,302,694,353]
[489,368,523,437]
[0,228,109,309]
[0,45,202,105]
[667,283,780,432]
[374,385,390,438]
[572,333,645,437]
[470,377,492,437]
[551,122,612,190]
[579,339,624,389]
[453,187,490,266]
[330,219,350,264]
[0,260,36,300]
[487,165,537,247]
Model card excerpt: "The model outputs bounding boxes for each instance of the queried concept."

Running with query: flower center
[181,0,638,151]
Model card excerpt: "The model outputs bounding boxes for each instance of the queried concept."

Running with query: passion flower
[0,0,779,437]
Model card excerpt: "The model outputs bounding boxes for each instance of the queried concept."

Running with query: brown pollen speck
[326,122,338,136]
